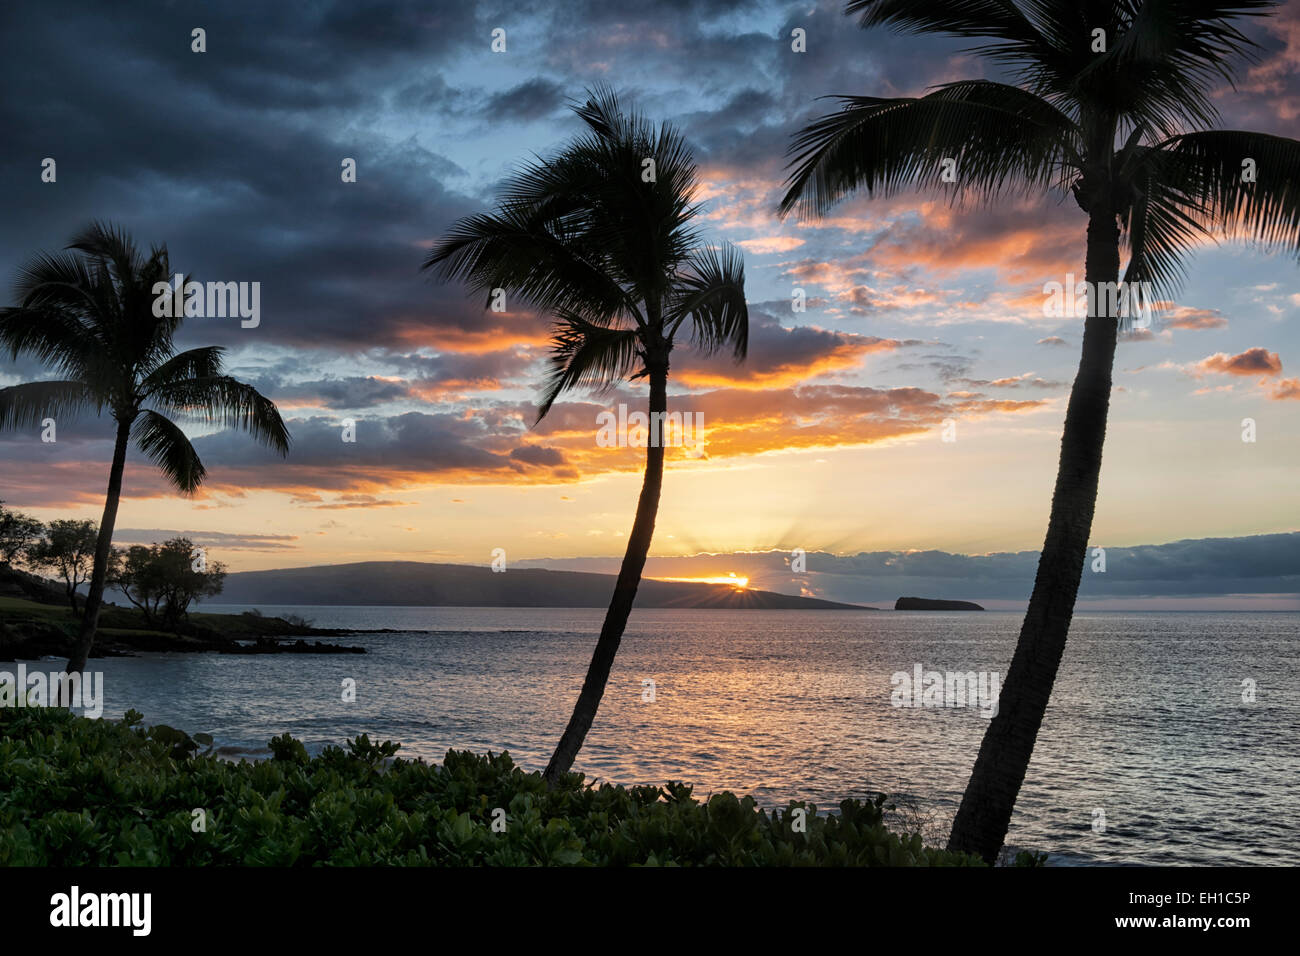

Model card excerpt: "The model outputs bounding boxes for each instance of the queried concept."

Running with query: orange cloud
[1167,307,1229,331]
[736,236,805,254]
[676,333,904,389]
[1196,348,1283,377]
[394,318,551,354]
[1269,378,1300,401]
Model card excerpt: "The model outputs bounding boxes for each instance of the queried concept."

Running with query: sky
[0,0,1298,608]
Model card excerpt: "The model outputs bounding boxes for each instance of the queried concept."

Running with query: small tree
[108,544,168,625]
[29,519,98,613]
[111,537,225,631]
[0,501,43,568]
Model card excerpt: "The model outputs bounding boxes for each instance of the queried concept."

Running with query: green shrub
[0,706,987,867]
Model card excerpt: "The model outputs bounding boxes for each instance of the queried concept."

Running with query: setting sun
[657,573,750,589]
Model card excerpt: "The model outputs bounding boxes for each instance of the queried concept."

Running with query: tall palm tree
[424,88,748,787]
[0,222,291,674]
[781,1,1300,863]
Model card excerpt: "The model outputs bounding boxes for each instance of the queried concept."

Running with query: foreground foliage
[0,707,982,866]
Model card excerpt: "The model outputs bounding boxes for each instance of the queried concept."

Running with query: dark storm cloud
[189,412,518,475]
[677,1,990,168]
[0,0,1106,373]
[485,78,567,121]
[270,376,415,409]
[508,444,566,466]
[673,308,926,387]
[0,0,488,357]
[0,406,562,507]
[4,0,1293,368]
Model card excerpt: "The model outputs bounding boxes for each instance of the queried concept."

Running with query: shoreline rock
[0,607,366,661]
[894,596,985,611]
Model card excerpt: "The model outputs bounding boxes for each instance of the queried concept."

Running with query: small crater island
[895,597,985,611]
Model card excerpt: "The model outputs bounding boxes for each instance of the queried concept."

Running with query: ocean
[74,606,1300,865]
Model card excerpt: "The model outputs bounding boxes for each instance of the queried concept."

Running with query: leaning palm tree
[0,222,291,674]
[425,88,748,786]
[781,1,1300,863]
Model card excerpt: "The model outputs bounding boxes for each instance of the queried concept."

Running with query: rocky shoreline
[0,569,369,660]
[0,616,368,660]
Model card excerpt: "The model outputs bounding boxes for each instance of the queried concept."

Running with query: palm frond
[148,375,291,454]
[537,312,642,422]
[0,301,98,380]
[141,345,226,394]
[846,0,1050,44]
[571,84,628,142]
[845,0,1073,96]
[668,244,749,360]
[781,81,1079,219]
[1075,1,1273,135]
[1121,158,1208,308]
[1162,129,1300,254]
[0,380,97,430]
[67,220,143,290]
[131,409,207,494]
[426,85,706,323]
[423,206,639,324]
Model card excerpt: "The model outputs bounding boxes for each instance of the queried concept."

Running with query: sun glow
[657,573,750,589]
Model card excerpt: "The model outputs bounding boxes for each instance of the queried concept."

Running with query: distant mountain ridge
[215,561,872,610]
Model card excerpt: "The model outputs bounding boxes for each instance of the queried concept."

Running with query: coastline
[0,594,368,660]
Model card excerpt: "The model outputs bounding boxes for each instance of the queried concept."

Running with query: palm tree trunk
[947,209,1120,863]
[65,417,131,677]
[543,356,669,787]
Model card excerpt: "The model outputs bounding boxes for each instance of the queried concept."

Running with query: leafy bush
[0,706,987,867]
[109,538,226,631]
[1013,849,1049,867]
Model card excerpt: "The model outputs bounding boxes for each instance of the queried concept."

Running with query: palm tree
[0,222,291,674]
[781,1,1300,863]
[424,88,748,786]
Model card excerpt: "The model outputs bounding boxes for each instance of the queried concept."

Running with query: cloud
[309,494,415,510]
[483,78,567,122]
[1233,1,1300,127]
[735,236,805,254]
[1196,348,1283,377]
[521,533,1300,604]
[1269,377,1300,401]
[509,444,567,466]
[269,376,415,410]
[673,310,922,389]
[113,529,299,551]
[1166,307,1229,331]
[954,372,1065,391]
[0,370,1047,503]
